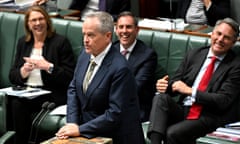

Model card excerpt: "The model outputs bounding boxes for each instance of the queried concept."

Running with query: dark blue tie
[99,0,106,11]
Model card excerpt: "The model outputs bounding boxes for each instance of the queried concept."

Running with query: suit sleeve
[42,36,75,89]
[9,37,30,85]
[82,67,137,138]
[135,49,157,89]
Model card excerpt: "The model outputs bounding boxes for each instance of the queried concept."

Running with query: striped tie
[83,60,97,92]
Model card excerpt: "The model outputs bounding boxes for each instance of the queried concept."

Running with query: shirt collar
[90,42,112,66]
[120,39,137,53]
[208,48,225,61]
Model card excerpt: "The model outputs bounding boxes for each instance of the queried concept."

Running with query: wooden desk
[57,9,80,19]
[41,137,112,144]
[183,24,212,38]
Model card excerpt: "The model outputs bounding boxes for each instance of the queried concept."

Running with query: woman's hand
[20,61,35,78]
[23,57,52,72]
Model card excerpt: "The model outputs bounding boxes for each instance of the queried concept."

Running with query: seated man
[114,11,157,122]
[147,17,240,144]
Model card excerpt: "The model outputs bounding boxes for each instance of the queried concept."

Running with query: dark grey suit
[148,46,240,144]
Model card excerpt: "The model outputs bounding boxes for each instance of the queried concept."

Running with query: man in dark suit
[34,0,130,21]
[147,17,240,144]
[113,11,157,122]
[56,11,145,144]
[176,0,230,26]
[70,0,130,20]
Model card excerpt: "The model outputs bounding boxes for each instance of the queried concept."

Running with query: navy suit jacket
[113,39,157,122]
[67,45,145,144]
[176,0,230,26]
[70,0,130,20]
[168,47,240,124]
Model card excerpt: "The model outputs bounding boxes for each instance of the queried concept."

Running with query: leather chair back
[0,92,7,134]
[0,92,15,143]
[57,0,73,9]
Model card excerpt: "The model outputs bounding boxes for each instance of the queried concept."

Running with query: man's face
[82,17,111,56]
[28,11,47,37]
[115,16,139,48]
[211,23,236,56]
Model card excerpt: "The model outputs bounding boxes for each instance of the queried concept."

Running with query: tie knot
[90,60,97,66]
[121,49,129,56]
[210,56,217,63]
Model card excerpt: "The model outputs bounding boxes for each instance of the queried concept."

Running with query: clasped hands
[20,56,52,78]
[55,123,80,140]
[156,75,192,95]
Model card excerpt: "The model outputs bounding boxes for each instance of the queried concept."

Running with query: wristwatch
[48,63,54,74]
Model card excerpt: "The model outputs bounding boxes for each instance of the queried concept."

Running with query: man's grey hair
[85,11,114,34]
[215,18,239,40]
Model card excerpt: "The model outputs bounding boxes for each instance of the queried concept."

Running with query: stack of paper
[0,0,32,10]
[0,87,51,99]
[138,18,189,31]
[0,0,13,4]
[138,18,174,30]
[204,127,240,143]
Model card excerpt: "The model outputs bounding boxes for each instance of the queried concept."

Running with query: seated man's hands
[156,75,192,95]
[172,80,192,95]
[56,123,80,139]
[156,75,169,93]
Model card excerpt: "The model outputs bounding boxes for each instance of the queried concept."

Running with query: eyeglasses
[29,17,45,23]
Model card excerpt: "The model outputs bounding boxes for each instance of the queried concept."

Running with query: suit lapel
[128,41,143,66]
[189,49,208,84]
[78,53,91,96]
[85,47,113,98]
[85,63,109,96]
[207,52,233,90]
[114,40,142,67]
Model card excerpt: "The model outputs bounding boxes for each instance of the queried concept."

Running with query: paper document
[15,0,32,6]
[49,105,67,115]
[226,121,240,128]
[0,0,12,4]
[217,127,240,135]
[139,18,173,30]
[138,18,189,31]
[0,87,51,99]
[0,0,32,9]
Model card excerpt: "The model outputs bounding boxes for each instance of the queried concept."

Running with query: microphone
[28,101,50,144]
[33,102,56,144]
